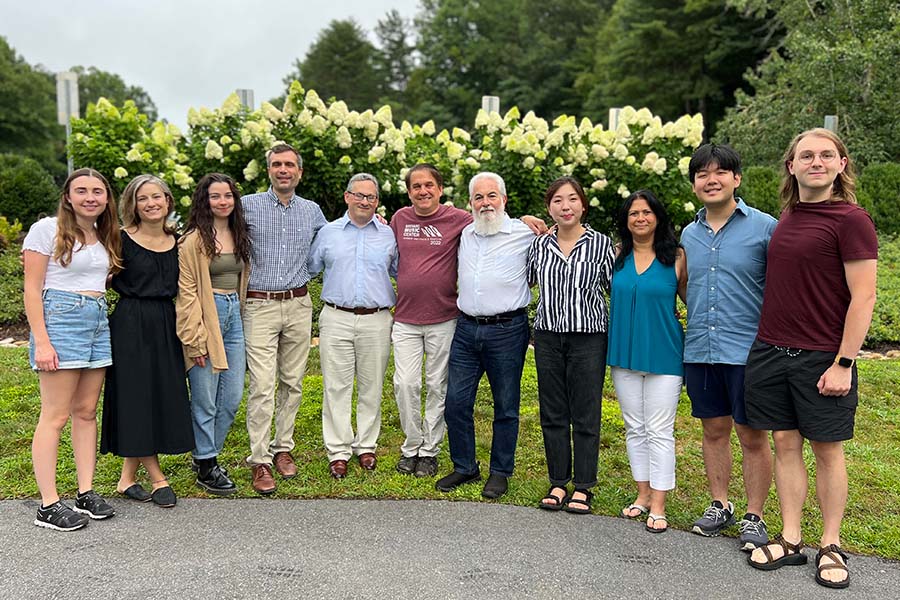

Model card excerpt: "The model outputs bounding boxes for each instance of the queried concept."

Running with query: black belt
[461,308,527,325]
[326,302,387,315]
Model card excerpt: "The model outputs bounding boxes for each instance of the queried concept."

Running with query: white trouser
[610,367,682,491]
[319,305,393,462]
[391,319,457,458]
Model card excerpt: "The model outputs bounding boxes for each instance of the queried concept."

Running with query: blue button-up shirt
[681,199,777,364]
[457,216,535,316]
[308,214,398,309]
[242,188,328,291]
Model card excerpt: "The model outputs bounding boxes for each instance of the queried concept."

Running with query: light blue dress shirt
[457,215,535,316]
[680,199,777,365]
[308,214,398,309]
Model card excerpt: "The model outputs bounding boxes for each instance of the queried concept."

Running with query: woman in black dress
[100,174,193,507]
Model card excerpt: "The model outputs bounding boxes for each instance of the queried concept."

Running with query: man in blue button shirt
[680,144,777,551]
[308,173,398,480]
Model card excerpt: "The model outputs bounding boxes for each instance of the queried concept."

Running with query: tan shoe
[273,452,298,479]
[251,464,277,495]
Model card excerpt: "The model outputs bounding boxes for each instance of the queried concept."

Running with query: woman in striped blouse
[527,177,615,514]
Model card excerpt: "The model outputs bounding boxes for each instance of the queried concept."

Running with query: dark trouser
[444,313,530,477]
[534,330,607,489]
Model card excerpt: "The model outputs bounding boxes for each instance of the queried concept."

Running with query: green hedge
[0,246,24,324]
[0,154,59,229]
[739,166,781,217]
[858,162,900,236]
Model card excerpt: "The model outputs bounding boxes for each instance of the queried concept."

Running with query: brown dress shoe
[329,459,348,479]
[358,452,377,471]
[273,451,298,479]
[251,464,277,495]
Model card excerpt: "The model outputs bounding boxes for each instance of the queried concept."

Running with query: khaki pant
[319,305,393,462]
[243,294,312,466]
[391,319,456,458]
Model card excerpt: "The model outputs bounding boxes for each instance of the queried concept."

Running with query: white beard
[472,207,505,235]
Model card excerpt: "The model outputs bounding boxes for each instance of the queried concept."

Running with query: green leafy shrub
[0,216,23,250]
[868,235,899,346]
[857,163,900,236]
[0,154,59,229]
[738,166,781,218]
[0,245,24,324]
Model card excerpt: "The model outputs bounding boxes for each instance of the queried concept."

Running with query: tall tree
[580,0,779,137]
[281,19,383,111]
[375,9,416,96]
[70,66,158,122]
[717,0,900,165]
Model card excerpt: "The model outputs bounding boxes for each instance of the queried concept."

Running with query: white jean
[610,367,682,491]
[319,305,393,462]
[391,319,457,458]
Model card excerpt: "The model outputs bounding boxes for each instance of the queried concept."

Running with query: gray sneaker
[73,490,116,519]
[414,456,438,478]
[396,455,418,475]
[34,501,89,531]
[692,500,735,536]
[738,513,769,551]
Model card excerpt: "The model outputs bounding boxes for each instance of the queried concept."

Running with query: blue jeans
[188,293,246,459]
[444,313,530,477]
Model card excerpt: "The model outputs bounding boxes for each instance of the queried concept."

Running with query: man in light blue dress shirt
[308,173,398,479]
[435,172,536,500]
[681,144,777,550]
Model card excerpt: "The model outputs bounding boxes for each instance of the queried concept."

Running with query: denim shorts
[29,289,112,371]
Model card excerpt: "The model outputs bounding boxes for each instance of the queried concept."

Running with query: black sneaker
[197,462,237,496]
[396,455,419,475]
[414,456,438,478]
[692,500,735,536]
[34,501,89,531]
[738,513,769,551]
[73,490,116,520]
[435,469,481,492]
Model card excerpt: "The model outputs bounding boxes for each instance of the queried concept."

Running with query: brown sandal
[747,534,808,570]
[815,544,850,589]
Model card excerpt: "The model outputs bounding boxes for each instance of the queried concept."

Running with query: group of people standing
[24,128,875,590]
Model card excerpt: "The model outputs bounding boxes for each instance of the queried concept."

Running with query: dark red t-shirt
[390,204,473,325]
[757,201,878,352]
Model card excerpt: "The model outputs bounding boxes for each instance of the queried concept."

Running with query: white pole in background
[824,115,839,132]
[236,89,255,110]
[482,95,500,114]
[56,72,79,175]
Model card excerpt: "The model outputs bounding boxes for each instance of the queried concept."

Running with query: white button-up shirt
[457,215,534,316]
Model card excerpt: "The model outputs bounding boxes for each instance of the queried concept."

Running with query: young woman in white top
[23,168,123,531]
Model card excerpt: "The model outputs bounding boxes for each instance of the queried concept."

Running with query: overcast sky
[1,0,421,127]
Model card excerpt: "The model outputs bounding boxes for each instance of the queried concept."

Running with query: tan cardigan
[175,230,249,372]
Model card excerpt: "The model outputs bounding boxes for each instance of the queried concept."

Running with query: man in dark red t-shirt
[745,129,878,590]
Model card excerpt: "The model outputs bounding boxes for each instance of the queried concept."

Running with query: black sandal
[815,544,850,589]
[564,489,593,515]
[747,534,808,570]
[538,486,569,511]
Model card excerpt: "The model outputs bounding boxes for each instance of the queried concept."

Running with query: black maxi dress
[100,232,194,457]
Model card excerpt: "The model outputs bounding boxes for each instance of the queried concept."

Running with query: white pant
[391,319,457,458]
[610,367,682,491]
[319,306,393,462]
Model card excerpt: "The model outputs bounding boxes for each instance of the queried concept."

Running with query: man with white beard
[435,172,536,500]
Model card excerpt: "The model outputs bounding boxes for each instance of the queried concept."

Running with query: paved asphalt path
[1,498,897,599]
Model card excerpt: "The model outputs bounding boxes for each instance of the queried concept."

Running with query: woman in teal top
[608,190,686,533]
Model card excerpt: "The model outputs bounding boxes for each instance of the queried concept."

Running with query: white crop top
[23,217,111,292]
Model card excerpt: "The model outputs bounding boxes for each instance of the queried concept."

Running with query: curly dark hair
[614,189,678,271]
[184,173,251,262]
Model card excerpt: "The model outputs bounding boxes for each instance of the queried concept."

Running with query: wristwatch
[834,356,854,368]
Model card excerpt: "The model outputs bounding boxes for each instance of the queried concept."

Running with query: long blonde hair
[119,174,177,234]
[779,128,857,212]
[54,168,123,273]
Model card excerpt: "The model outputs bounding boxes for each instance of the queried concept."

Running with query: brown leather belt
[246,286,307,301]
[326,302,386,315]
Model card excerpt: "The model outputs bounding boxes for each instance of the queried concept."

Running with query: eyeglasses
[795,150,839,165]
[347,191,378,202]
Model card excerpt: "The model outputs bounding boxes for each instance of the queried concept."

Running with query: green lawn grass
[1,346,898,559]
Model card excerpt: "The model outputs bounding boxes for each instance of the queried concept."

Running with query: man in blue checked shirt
[241,143,328,495]
[681,144,777,551]
[308,173,398,480]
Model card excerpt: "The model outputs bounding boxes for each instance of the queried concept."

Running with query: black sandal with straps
[538,486,569,511]
[563,489,593,515]
[747,534,808,570]
[815,544,850,589]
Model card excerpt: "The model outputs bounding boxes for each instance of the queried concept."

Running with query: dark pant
[534,330,607,489]
[444,314,530,477]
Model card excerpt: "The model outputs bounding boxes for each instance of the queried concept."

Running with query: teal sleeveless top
[607,253,684,376]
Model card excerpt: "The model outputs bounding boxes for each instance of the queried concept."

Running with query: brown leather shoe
[358,452,377,471]
[273,451,298,479]
[329,459,348,479]
[251,464,277,495]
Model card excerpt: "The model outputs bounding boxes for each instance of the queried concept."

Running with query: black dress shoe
[196,461,237,496]
[151,486,177,508]
[481,474,509,499]
[435,469,481,492]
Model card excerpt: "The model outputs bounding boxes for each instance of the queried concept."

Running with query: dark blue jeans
[444,313,530,477]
